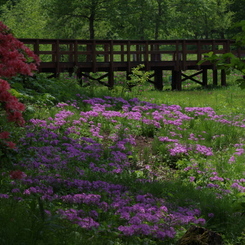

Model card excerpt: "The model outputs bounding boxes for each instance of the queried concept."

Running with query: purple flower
[234,148,245,156]
[195,218,206,225]
[231,183,245,192]
[195,144,213,156]
[118,225,135,236]
[189,176,195,182]
[129,216,141,225]
[77,217,99,229]
[210,176,224,181]
[169,143,189,156]
[0,194,9,198]
[206,183,220,189]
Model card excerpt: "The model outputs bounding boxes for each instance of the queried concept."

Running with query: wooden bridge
[19,38,245,90]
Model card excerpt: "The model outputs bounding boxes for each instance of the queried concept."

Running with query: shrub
[0,21,39,161]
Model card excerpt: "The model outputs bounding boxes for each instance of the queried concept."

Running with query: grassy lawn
[1,72,245,244]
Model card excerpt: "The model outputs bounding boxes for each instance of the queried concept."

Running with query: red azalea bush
[0,131,16,150]
[9,170,27,180]
[0,21,40,153]
[0,79,25,126]
[0,22,39,78]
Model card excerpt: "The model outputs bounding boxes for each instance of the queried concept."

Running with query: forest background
[0,0,244,41]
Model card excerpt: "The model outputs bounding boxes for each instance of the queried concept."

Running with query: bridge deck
[19,38,244,90]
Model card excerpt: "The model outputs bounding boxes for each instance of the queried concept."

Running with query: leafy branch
[198,21,245,89]
[126,64,153,92]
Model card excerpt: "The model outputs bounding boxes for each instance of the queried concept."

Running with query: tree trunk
[89,16,95,39]
[154,0,162,40]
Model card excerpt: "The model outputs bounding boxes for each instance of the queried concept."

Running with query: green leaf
[134,170,144,178]
[237,192,245,198]
[10,88,21,98]
[237,79,245,89]
[12,82,24,90]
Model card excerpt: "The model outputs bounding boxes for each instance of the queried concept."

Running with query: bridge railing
[19,38,244,73]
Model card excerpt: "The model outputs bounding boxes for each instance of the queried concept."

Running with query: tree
[152,0,169,39]
[107,0,179,40]
[0,21,39,157]
[230,0,245,24]
[108,0,155,40]
[0,0,48,38]
[0,22,39,124]
[151,0,179,39]
[198,20,245,89]
[0,0,236,40]
[42,0,115,39]
[228,0,245,38]
[0,0,12,6]
[210,0,234,39]
[174,0,233,39]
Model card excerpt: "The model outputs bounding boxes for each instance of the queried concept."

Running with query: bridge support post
[108,69,114,89]
[172,70,182,90]
[154,68,163,91]
[221,70,226,86]
[202,69,208,87]
[213,69,218,86]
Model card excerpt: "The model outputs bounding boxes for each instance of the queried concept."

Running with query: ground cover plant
[1,76,245,244]
[1,22,245,245]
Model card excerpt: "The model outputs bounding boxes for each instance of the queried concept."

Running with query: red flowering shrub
[0,131,16,149]
[0,79,25,126]
[0,21,40,152]
[9,170,27,179]
[0,22,39,79]
[0,131,9,139]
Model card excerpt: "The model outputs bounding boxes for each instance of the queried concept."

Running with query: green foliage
[173,0,233,39]
[0,124,27,170]
[233,20,245,46]
[0,0,236,40]
[230,0,245,25]
[7,73,96,107]
[0,197,86,245]
[233,192,245,215]
[0,0,48,38]
[126,64,153,92]
[8,74,58,106]
[41,0,116,39]
[1,79,245,244]
[198,21,245,89]
[199,51,245,78]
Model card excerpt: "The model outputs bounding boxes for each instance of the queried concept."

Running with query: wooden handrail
[19,39,243,64]
[18,38,245,90]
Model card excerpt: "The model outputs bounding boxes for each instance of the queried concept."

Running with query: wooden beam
[221,70,226,86]
[181,70,203,82]
[202,69,208,87]
[213,69,218,86]
[154,68,163,91]
[18,38,245,90]
[172,70,182,90]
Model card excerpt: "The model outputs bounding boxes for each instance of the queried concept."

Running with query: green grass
[143,87,243,112]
